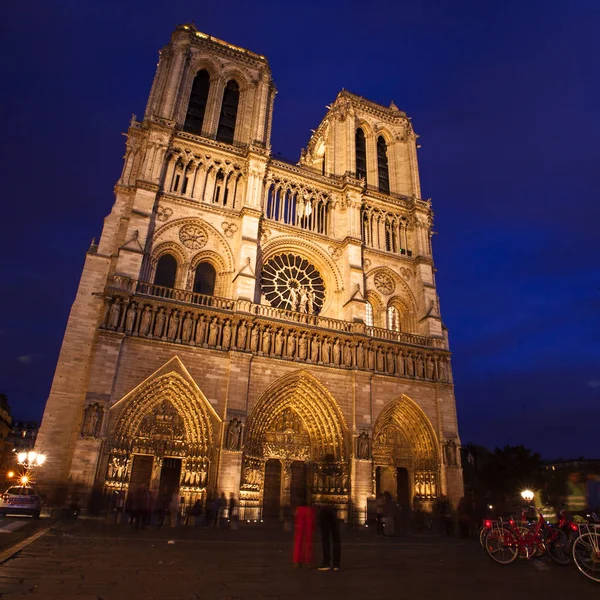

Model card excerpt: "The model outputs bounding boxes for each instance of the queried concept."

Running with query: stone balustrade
[102,276,451,383]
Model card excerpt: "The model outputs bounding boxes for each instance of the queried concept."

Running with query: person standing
[133,483,150,530]
[375,494,385,535]
[318,505,341,571]
[293,499,315,567]
[586,474,600,513]
[566,472,587,517]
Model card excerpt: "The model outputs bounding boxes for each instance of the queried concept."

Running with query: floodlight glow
[521,489,534,502]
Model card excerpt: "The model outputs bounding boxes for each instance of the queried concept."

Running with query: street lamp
[521,489,534,503]
[16,451,46,468]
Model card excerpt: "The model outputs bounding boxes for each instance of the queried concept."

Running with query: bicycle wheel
[544,528,571,566]
[485,527,519,565]
[515,525,537,559]
[573,531,600,583]
[479,525,490,549]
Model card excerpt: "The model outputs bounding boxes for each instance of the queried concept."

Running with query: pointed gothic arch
[244,371,348,461]
[104,359,221,497]
[373,395,439,465]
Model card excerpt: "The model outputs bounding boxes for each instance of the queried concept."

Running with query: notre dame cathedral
[35,24,463,518]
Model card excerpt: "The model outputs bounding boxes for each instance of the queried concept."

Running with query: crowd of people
[121,485,239,530]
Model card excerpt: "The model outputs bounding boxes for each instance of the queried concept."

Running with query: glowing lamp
[35,454,46,466]
[20,475,29,485]
[7,471,14,478]
[521,489,534,502]
[17,452,27,464]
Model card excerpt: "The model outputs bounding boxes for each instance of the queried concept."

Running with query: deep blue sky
[1,1,598,458]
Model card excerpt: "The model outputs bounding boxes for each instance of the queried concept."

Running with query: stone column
[280,460,292,509]
[351,458,372,524]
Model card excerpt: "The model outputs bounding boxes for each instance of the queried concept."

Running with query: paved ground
[0,520,595,599]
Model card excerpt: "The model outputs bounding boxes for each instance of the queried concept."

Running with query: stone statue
[237,321,247,349]
[154,308,165,337]
[109,300,121,329]
[208,317,218,346]
[181,313,192,342]
[416,355,424,378]
[262,327,271,354]
[343,342,352,367]
[222,320,232,349]
[356,432,370,460]
[81,403,102,437]
[195,315,206,345]
[167,310,179,340]
[288,287,298,312]
[298,287,308,313]
[322,337,331,363]
[272,329,282,355]
[298,334,307,359]
[426,356,435,379]
[376,347,384,372]
[226,418,242,451]
[332,339,340,365]
[386,348,395,374]
[286,331,296,358]
[438,358,448,382]
[311,336,320,362]
[356,343,365,368]
[445,440,458,466]
[307,289,315,315]
[250,325,259,352]
[367,346,375,370]
[125,303,136,333]
[139,305,151,336]
[396,351,405,375]
[406,353,415,376]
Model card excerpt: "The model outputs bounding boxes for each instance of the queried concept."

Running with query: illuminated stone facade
[35,24,463,518]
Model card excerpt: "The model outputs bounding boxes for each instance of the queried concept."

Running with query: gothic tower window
[355,128,367,181]
[154,254,177,288]
[366,302,374,327]
[377,136,390,194]
[387,306,401,332]
[193,262,216,296]
[216,79,240,145]
[184,70,210,136]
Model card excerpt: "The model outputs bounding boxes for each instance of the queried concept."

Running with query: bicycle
[571,513,600,583]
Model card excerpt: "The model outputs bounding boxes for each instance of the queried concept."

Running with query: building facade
[35,24,463,518]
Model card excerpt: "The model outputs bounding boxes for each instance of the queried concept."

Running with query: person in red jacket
[293,498,315,567]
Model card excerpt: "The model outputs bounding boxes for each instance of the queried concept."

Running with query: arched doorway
[103,366,221,510]
[240,371,348,520]
[372,395,440,511]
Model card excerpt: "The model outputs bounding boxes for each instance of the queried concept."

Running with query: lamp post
[15,451,46,487]
[521,489,534,503]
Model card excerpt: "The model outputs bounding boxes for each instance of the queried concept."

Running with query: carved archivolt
[109,371,217,458]
[244,371,348,462]
[373,395,439,470]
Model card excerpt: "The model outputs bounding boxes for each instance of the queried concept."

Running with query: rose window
[261,253,325,314]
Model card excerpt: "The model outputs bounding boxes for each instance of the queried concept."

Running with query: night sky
[2,1,598,458]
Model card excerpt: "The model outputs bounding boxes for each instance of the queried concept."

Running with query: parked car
[0,486,42,518]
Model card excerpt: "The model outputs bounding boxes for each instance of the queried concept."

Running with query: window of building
[216,79,240,144]
[387,306,401,332]
[366,301,374,327]
[356,128,367,181]
[183,70,210,135]
[377,136,390,194]
[154,254,177,288]
[193,262,216,296]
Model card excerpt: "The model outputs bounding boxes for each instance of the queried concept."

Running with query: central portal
[263,459,282,519]
[159,457,182,499]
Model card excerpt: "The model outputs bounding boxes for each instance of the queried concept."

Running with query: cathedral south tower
[36,24,463,518]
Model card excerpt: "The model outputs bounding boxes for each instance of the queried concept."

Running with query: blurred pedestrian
[375,494,385,535]
[566,472,586,517]
[586,474,600,513]
[382,492,395,536]
[293,498,315,567]
[229,493,239,529]
[318,505,341,571]
[133,483,150,530]
[155,487,169,529]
